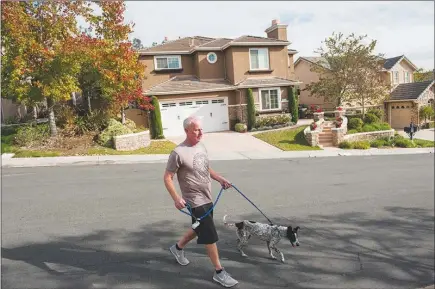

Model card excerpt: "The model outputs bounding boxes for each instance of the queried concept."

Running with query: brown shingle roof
[199,38,233,48]
[144,76,235,96]
[389,80,434,101]
[236,77,301,88]
[140,36,215,53]
[232,35,289,44]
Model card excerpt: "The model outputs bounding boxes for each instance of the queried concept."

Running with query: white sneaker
[213,268,238,288]
[170,245,190,266]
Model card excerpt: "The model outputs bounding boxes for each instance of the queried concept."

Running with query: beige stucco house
[294,54,434,128]
[138,19,301,137]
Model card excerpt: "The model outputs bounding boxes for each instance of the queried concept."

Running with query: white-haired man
[163,116,238,288]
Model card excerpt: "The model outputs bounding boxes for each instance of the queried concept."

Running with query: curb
[1,148,434,168]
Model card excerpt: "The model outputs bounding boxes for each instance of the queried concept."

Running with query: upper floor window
[404,71,410,83]
[393,71,399,84]
[249,48,269,70]
[154,55,182,70]
[259,87,281,111]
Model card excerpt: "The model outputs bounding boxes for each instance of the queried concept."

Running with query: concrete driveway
[167,130,282,153]
[398,128,435,141]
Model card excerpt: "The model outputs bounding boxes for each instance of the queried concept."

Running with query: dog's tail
[223,214,236,227]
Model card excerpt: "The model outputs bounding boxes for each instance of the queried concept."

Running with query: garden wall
[113,131,151,151]
[343,129,395,142]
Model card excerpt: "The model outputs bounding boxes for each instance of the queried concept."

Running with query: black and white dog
[223,215,300,263]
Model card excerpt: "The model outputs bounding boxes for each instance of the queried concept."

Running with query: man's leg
[205,243,222,270]
[177,228,197,248]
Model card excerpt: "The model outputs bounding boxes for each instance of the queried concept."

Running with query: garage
[159,97,230,137]
[390,104,413,129]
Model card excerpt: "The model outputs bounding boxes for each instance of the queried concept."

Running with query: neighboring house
[384,80,434,129]
[138,19,301,137]
[294,54,433,128]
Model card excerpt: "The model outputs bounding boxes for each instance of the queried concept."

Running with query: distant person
[163,116,238,288]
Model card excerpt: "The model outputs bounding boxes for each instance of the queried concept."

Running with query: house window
[393,71,399,84]
[154,55,182,70]
[259,88,281,111]
[404,72,410,83]
[249,48,269,70]
[207,52,217,64]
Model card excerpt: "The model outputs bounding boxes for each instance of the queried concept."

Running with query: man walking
[163,116,238,288]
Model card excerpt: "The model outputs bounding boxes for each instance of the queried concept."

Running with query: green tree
[305,32,388,111]
[149,96,163,139]
[414,68,434,82]
[420,105,434,123]
[1,1,92,136]
[132,38,144,50]
[288,86,298,123]
[246,88,256,130]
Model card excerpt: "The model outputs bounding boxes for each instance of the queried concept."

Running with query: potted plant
[310,122,317,131]
[235,123,247,133]
[335,116,343,128]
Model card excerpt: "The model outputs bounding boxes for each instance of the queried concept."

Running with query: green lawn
[253,126,322,151]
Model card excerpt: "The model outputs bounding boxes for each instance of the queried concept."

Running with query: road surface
[2,154,434,289]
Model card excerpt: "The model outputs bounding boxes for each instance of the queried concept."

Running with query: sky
[120,1,434,70]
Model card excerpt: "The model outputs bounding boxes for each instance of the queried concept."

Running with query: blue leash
[179,184,274,229]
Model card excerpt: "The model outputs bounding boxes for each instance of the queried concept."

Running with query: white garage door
[159,97,229,137]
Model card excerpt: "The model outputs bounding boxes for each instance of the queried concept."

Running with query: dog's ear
[293,226,300,233]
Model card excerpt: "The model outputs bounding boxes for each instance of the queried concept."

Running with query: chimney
[265,19,288,41]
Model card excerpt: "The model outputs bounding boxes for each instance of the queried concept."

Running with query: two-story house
[138,19,301,137]
[294,54,434,128]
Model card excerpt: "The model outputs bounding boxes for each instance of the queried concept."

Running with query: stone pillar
[305,130,320,146]
[313,112,324,122]
[331,127,345,146]
[334,107,345,118]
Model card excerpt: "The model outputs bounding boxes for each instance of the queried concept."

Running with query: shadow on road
[2,206,434,289]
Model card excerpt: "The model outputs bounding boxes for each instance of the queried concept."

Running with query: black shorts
[190,202,219,245]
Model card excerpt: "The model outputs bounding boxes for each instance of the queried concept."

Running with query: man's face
[185,120,203,144]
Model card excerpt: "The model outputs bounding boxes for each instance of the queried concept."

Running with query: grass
[2,129,176,157]
[254,125,322,151]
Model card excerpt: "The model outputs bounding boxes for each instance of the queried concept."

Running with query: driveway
[168,131,282,153]
[398,128,435,141]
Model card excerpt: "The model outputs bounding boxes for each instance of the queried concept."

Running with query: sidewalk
[2,147,434,168]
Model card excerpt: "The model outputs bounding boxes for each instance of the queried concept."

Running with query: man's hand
[174,197,186,210]
[219,177,232,190]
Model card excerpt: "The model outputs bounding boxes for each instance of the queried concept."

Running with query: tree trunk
[121,107,126,124]
[46,97,58,137]
[33,106,38,120]
[87,91,92,113]
[71,92,77,107]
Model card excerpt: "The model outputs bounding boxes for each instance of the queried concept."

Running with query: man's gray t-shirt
[166,141,212,208]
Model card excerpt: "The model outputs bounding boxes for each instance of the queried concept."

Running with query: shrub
[353,140,370,149]
[339,141,353,149]
[348,118,363,131]
[235,123,247,133]
[414,139,435,148]
[394,138,417,148]
[367,108,384,121]
[364,113,380,124]
[288,86,298,123]
[149,96,164,139]
[14,123,50,147]
[246,88,256,130]
[362,124,377,132]
[84,109,110,132]
[347,129,359,134]
[255,115,290,128]
[370,139,388,148]
[97,118,133,147]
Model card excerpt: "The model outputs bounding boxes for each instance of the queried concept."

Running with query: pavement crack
[357,251,364,270]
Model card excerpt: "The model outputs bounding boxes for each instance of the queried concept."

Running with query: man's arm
[210,167,231,189]
[164,170,186,209]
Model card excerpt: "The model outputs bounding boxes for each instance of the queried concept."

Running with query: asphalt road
[2,154,434,289]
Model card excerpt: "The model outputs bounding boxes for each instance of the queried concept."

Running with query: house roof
[381,55,418,71]
[236,77,301,88]
[138,34,292,55]
[295,56,331,70]
[144,76,301,96]
[144,76,235,96]
[389,80,434,101]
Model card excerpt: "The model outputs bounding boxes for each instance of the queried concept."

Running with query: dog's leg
[271,245,285,263]
[267,241,276,260]
[236,229,248,257]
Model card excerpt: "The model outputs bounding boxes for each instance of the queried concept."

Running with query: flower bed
[250,115,293,132]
